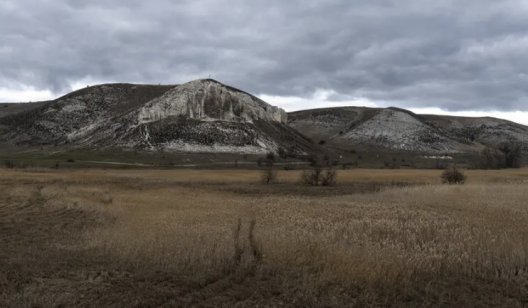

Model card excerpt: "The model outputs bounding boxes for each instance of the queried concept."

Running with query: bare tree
[261,162,277,184]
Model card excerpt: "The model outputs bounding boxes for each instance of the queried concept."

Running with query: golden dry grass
[1,168,528,306]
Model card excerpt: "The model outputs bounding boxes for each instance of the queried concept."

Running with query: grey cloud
[1,0,528,111]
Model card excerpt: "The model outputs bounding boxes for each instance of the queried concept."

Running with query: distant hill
[1,80,526,161]
[288,107,528,154]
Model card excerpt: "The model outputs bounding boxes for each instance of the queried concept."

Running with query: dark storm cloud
[2,0,528,111]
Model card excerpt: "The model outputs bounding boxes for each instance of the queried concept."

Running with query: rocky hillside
[2,81,526,157]
[289,107,528,154]
[419,114,528,148]
[0,80,313,155]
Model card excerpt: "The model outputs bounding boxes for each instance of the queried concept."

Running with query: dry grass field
[1,167,528,307]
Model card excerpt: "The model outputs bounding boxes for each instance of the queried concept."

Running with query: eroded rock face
[5,79,526,156]
[342,109,457,152]
[421,115,528,151]
[138,80,287,125]
[0,79,307,155]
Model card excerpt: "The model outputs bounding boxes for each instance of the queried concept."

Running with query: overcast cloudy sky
[2,0,528,124]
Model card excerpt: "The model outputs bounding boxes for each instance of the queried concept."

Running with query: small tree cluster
[480,141,522,169]
[479,147,505,169]
[302,167,337,186]
[441,166,466,185]
[499,141,522,168]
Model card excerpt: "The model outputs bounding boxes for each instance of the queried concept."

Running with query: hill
[1,81,527,167]
[0,80,314,156]
[288,107,528,154]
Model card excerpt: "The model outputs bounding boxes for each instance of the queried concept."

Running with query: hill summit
[0,79,313,155]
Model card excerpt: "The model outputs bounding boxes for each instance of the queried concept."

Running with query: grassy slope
[1,168,528,306]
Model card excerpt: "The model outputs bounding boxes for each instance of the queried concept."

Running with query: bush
[302,167,337,186]
[302,167,321,186]
[320,168,337,186]
[441,166,466,185]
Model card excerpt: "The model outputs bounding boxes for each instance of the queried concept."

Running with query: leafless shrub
[302,167,337,186]
[320,168,337,186]
[302,167,322,186]
[441,166,466,184]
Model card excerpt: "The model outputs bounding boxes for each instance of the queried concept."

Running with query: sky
[1,0,528,124]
